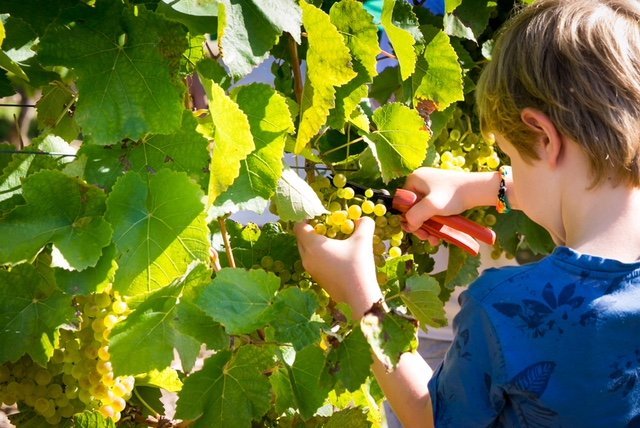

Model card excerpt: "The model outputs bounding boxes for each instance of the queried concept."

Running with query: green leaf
[218,0,292,77]
[413,28,464,110]
[380,0,417,80]
[0,136,75,203]
[127,110,209,188]
[251,0,303,44]
[295,2,357,153]
[0,264,75,365]
[443,0,494,42]
[360,302,418,370]
[55,245,117,296]
[109,263,212,376]
[266,287,324,350]
[35,82,79,142]
[38,2,187,144]
[324,408,370,428]
[494,210,554,255]
[273,167,328,222]
[196,268,280,335]
[440,245,481,289]
[134,367,183,392]
[270,366,296,414]
[365,103,430,183]
[212,83,293,216]
[73,411,116,428]
[327,63,371,131]
[400,274,447,330]
[445,0,463,13]
[0,170,112,270]
[105,170,210,295]
[175,345,275,427]
[329,326,373,392]
[289,345,333,419]
[207,81,255,205]
[329,0,379,78]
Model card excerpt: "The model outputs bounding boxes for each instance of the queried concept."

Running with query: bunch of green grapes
[0,288,135,425]
[434,107,501,172]
[310,173,406,282]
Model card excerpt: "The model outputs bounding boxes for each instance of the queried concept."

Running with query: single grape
[333,173,347,188]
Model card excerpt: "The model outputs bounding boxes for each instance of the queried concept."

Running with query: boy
[295,0,640,426]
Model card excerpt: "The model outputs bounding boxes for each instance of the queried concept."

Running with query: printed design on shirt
[580,273,636,326]
[608,349,640,397]
[452,328,471,360]
[503,361,559,428]
[492,282,584,337]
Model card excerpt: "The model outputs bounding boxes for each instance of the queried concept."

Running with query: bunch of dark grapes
[0,287,135,425]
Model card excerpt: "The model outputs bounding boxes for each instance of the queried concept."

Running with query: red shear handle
[421,219,481,256]
[391,189,496,253]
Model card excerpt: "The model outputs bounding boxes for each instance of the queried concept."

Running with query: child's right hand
[402,167,498,242]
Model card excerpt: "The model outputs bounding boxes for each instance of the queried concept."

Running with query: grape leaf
[0,135,75,202]
[445,0,463,13]
[295,2,357,153]
[324,408,370,428]
[175,345,275,427]
[289,345,334,419]
[360,302,419,370]
[273,167,328,222]
[438,245,481,290]
[73,411,116,428]
[225,221,300,271]
[105,170,210,295]
[134,367,183,392]
[329,326,373,392]
[400,274,447,331]
[0,263,75,365]
[251,0,302,44]
[38,2,187,144]
[443,0,494,42]
[364,103,430,183]
[217,0,280,77]
[327,63,371,131]
[329,0,379,79]
[270,366,296,414]
[0,170,112,270]
[211,83,293,216]
[381,0,417,80]
[55,245,117,296]
[109,263,213,376]
[207,81,255,205]
[35,82,79,142]
[196,268,280,335]
[494,210,554,255]
[125,110,209,189]
[266,287,324,350]
[413,28,464,110]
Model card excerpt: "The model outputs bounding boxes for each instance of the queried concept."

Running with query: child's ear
[520,107,563,168]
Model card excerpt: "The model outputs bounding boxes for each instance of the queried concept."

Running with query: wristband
[496,165,512,214]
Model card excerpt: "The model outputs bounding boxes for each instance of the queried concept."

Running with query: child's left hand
[294,217,383,319]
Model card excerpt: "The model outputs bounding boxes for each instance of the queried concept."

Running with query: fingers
[402,197,437,233]
[353,216,375,239]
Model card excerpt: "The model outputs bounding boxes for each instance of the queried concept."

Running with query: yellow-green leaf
[295,2,356,153]
[207,82,255,206]
[413,29,464,110]
[380,0,416,80]
[365,103,430,183]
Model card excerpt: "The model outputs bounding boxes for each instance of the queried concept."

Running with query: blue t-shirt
[429,246,640,427]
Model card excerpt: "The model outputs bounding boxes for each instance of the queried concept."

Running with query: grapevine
[0,0,553,426]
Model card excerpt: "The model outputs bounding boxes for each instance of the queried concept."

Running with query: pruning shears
[348,180,496,256]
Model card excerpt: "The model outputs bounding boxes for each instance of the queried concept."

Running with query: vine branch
[219,216,236,268]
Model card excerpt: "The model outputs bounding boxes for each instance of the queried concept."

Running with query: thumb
[352,216,375,242]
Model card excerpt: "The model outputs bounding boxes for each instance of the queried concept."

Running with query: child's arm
[294,218,435,427]
[402,167,516,240]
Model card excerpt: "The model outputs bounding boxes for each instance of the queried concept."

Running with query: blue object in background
[363,0,445,24]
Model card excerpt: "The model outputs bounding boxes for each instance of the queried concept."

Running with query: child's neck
[561,182,640,263]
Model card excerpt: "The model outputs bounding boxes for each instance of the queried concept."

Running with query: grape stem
[288,34,304,107]
[133,387,162,419]
[322,136,365,156]
[219,216,236,268]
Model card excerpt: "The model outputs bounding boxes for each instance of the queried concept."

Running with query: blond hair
[476,0,640,186]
